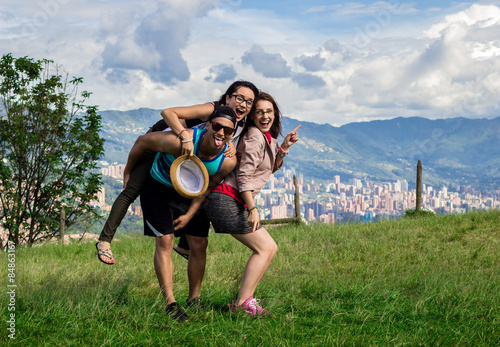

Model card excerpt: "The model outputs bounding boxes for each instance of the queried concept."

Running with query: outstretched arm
[123,130,187,188]
[160,103,215,156]
[274,125,300,172]
[173,156,237,230]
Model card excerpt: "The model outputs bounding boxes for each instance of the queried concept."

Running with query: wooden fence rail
[261,175,302,226]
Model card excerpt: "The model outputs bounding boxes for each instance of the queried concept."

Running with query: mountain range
[99,108,500,191]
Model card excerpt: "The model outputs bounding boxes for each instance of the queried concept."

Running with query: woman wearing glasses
[96,81,259,265]
[200,92,300,316]
[161,83,258,260]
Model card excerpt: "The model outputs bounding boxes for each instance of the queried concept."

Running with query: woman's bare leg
[231,227,277,305]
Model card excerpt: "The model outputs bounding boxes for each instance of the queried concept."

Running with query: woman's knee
[256,238,278,258]
[268,239,278,259]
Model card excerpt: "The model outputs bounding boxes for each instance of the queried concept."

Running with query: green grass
[2,210,499,346]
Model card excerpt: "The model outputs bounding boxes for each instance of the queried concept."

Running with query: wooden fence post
[416,160,422,211]
[260,175,302,226]
[59,206,65,244]
[293,175,301,219]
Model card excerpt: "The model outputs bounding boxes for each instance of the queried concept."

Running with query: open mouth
[259,120,271,129]
[213,134,224,147]
[235,108,244,120]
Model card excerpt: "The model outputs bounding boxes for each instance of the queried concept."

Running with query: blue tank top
[150,128,227,188]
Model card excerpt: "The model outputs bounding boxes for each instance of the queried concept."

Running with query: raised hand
[282,125,301,150]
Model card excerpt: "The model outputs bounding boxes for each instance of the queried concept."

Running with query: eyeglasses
[254,109,274,116]
[230,94,253,107]
[211,122,235,136]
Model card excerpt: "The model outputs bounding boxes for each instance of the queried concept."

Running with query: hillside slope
[99,109,500,190]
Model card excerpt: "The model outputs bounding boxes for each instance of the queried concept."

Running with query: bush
[403,209,435,218]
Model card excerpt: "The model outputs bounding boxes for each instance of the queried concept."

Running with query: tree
[0,54,104,247]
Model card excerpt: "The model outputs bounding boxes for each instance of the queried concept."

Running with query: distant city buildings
[252,168,500,224]
[95,164,142,218]
[98,164,500,224]
[101,164,125,180]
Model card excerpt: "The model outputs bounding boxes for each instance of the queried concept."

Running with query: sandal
[96,242,115,265]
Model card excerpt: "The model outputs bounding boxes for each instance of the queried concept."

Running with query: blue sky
[2,1,500,125]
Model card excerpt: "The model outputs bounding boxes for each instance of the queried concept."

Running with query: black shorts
[140,176,209,238]
[205,192,254,234]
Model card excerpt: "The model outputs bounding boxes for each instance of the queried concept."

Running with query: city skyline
[99,164,500,225]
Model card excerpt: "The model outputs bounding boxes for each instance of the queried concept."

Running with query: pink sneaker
[231,296,268,316]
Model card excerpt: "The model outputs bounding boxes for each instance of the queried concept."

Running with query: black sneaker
[186,297,204,309]
[166,302,189,322]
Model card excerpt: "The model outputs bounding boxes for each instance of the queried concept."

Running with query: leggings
[98,150,156,243]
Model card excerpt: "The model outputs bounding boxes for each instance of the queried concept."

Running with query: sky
[2,0,500,126]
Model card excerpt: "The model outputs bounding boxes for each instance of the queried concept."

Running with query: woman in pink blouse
[205,92,301,316]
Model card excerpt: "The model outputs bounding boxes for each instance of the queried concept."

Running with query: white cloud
[425,4,500,38]
[292,73,326,89]
[296,53,326,72]
[242,45,291,78]
[99,0,220,84]
[283,3,500,124]
[2,1,500,126]
[205,64,237,83]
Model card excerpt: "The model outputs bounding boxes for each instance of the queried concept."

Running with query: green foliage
[0,54,105,247]
[1,210,498,345]
[403,208,436,218]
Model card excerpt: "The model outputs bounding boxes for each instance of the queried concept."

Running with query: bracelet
[177,129,187,138]
[181,138,193,143]
[248,206,258,212]
[279,146,288,154]
[278,146,288,158]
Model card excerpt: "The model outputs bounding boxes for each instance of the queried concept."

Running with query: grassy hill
[3,210,498,345]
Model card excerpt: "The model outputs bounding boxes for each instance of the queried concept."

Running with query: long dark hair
[246,91,283,139]
[218,80,259,106]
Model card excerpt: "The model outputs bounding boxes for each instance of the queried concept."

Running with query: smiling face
[206,116,235,150]
[225,86,255,122]
[251,100,275,133]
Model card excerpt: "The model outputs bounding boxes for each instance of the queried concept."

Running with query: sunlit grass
[1,210,499,346]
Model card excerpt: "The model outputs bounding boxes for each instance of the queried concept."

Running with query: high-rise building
[401,179,409,191]
[334,175,340,184]
[306,208,315,221]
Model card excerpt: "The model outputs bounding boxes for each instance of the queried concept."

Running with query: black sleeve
[185,119,204,128]
[151,101,220,132]
[151,119,168,132]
